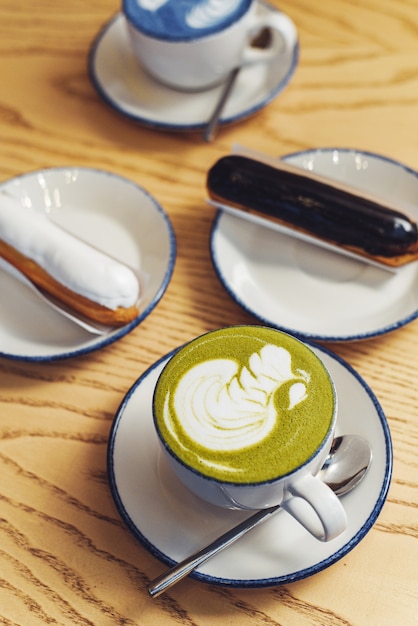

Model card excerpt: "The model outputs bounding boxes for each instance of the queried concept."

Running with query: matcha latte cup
[153,326,347,541]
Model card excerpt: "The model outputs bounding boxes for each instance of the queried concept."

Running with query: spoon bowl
[318,434,371,494]
[148,434,371,598]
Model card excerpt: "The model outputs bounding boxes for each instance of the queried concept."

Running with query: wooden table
[1,1,417,624]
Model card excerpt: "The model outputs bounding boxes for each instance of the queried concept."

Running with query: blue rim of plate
[210,148,418,342]
[0,167,176,362]
[107,342,392,588]
[88,3,299,132]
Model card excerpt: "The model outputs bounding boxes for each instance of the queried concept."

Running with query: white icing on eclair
[0,193,140,310]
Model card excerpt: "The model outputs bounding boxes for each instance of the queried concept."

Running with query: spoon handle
[203,67,240,143]
[147,504,280,598]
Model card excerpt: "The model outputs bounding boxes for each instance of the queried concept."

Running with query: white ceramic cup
[122,0,297,91]
[153,326,348,542]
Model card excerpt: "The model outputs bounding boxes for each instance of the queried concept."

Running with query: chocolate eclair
[207,155,418,267]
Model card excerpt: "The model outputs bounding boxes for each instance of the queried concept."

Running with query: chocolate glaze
[207,156,418,260]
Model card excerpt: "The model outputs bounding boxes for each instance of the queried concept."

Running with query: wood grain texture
[1,0,417,624]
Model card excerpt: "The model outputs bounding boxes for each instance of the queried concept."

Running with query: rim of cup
[152,325,338,487]
[122,0,255,42]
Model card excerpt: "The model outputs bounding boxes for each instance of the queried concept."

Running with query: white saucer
[88,4,298,131]
[210,149,418,341]
[0,168,175,361]
[108,343,392,588]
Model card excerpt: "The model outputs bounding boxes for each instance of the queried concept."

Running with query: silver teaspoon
[203,67,240,143]
[148,434,372,598]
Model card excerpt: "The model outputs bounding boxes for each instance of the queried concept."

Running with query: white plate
[0,168,176,361]
[88,4,298,131]
[210,149,418,341]
[108,343,392,588]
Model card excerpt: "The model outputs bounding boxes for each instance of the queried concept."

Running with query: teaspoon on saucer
[148,434,371,598]
[203,29,272,142]
[203,67,240,143]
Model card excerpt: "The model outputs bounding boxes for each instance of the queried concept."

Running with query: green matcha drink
[153,326,336,484]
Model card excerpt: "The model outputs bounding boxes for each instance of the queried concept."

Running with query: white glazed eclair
[0,194,141,326]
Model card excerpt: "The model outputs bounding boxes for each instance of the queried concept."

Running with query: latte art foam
[186,0,243,29]
[154,327,335,483]
[166,345,309,458]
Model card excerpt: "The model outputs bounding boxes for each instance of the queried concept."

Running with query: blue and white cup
[122,0,297,91]
[153,326,348,542]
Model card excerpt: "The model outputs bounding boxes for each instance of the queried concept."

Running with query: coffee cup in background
[153,325,347,542]
[122,0,297,91]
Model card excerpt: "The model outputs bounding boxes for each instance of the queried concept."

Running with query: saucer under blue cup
[88,2,299,131]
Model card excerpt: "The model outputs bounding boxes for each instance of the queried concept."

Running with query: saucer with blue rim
[0,167,176,361]
[107,343,392,588]
[210,148,418,342]
[88,3,299,132]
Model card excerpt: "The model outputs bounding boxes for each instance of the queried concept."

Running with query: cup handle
[280,474,348,541]
[241,12,298,66]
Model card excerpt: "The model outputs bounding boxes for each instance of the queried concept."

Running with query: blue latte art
[186,0,243,29]
[123,0,252,41]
